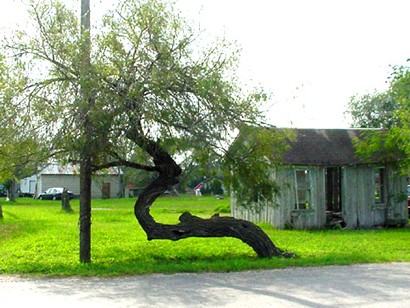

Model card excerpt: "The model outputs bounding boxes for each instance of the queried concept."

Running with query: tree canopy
[346,91,398,129]
[388,64,410,172]
[345,66,410,173]
[5,0,271,168]
[0,49,47,200]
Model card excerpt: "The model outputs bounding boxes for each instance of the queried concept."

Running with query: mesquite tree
[5,0,293,258]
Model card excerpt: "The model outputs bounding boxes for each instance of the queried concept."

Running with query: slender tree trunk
[0,203,3,219]
[79,0,93,263]
[7,180,17,202]
[79,156,92,262]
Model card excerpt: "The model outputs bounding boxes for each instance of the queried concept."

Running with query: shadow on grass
[8,247,402,278]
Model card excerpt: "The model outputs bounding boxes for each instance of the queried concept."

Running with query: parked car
[37,187,74,200]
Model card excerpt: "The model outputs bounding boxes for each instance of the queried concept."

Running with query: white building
[20,163,123,199]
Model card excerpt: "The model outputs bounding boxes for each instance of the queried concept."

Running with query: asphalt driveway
[1,262,409,307]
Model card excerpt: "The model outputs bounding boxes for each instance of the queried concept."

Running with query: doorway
[325,167,345,227]
[325,167,342,212]
[102,182,111,199]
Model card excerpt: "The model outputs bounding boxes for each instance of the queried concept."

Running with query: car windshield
[46,188,63,194]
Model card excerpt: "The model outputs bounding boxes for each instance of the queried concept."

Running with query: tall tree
[388,64,410,172]
[4,0,293,258]
[346,68,410,173]
[79,0,93,263]
[346,91,398,129]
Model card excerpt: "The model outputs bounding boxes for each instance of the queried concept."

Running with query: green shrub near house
[0,195,409,277]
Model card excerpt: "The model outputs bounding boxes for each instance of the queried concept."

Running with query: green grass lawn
[0,195,409,277]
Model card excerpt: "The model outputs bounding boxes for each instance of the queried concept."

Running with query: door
[102,182,111,199]
[325,167,342,212]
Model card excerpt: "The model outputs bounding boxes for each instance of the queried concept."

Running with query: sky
[1,0,410,128]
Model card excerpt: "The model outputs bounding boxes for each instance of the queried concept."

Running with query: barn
[231,129,408,229]
[20,163,124,199]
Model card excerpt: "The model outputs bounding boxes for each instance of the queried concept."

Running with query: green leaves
[346,91,398,129]
[389,65,410,173]
[1,0,281,197]
[225,126,293,207]
[346,61,410,174]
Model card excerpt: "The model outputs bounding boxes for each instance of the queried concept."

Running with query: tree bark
[131,134,293,258]
[79,0,93,263]
[7,180,17,202]
[61,188,73,212]
[0,203,3,219]
[79,156,92,262]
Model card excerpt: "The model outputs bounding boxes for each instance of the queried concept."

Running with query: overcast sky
[2,0,410,128]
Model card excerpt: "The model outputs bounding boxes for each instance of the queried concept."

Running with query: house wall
[342,165,408,228]
[37,174,123,198]
[231,166,327,229]
[20,175,37,195]
[232,164,407,230]
[342,166,374,228]
[386,167,408,222]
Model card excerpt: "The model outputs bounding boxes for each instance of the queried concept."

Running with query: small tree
[5,0,294,258]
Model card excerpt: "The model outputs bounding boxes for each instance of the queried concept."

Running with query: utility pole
[79,0,93,263]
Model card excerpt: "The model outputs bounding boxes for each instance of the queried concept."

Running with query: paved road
[1,263,409,307]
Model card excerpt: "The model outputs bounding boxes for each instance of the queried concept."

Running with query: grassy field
[0,195,409,277]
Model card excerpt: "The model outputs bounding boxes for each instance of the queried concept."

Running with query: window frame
[374,167,386,204]
[294,168,312,210]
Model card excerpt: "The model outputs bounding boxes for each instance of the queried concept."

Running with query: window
[295,169,311,210]
[374,168,385,204]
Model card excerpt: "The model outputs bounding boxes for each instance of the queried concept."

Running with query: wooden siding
[232,166,327,229]
[232,164,407,230]
[342,166,373,228]
[386,168,408,222]
[342,166,407,228]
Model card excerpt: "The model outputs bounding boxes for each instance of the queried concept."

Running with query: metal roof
[40,163,123,175]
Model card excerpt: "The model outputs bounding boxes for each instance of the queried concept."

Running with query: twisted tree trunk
[131,133,293,258]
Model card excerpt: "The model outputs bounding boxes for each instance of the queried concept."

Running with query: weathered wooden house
[20,163,124,199]
[231,129,408,229]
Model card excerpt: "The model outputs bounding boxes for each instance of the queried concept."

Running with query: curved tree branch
[92,160,158,172]
[127,130,294,258]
